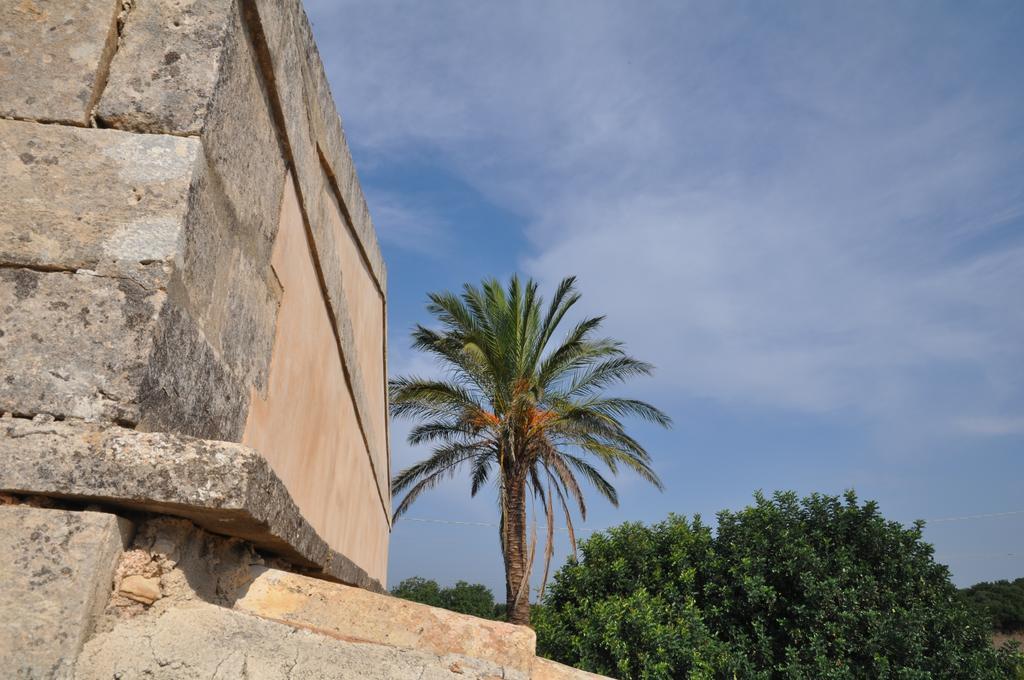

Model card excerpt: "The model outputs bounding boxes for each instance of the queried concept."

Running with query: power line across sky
[405,508,1024,532]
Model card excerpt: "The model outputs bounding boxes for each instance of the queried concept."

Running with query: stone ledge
[0,419,383,593]
[234,567,536,677]
[78,601,517,679]
[533,658,612,680]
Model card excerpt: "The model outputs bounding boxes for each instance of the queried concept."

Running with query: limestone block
[174,0,286,392]
[97,0,285,267]
[137,299,252,441]
[95,0,233,134]
[0,419,383,592]
[0,269,164,423]
[98,0,287,396]
[77,602,518,679]
[533,658,612,680]
[0,118,201,275]
[198,0,286,269]
[0,0,120,125]
[318,181,390,499]
[234,568,536,677]
[0,506,131,680]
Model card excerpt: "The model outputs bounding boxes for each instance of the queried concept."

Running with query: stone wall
[1,0,390,584]
[0,0,391,585]
[0,3,623,677]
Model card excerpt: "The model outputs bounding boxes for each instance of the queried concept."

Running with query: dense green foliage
[962,578,1024,634]
[390,276,669,623]
[536,491,1023,679]
[391,576,500,620]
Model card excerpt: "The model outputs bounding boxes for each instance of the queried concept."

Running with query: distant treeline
[390,576,505,621]
[962,577,1024,633]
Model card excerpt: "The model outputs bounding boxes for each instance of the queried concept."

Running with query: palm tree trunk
[502,471,531,625]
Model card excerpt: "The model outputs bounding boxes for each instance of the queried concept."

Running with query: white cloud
[311,1,1024,440]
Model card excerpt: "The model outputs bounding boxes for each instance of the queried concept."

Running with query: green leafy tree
[703,491,1006,679]
[536,491,1021,679]
[391,577,501,620]
[961,577,1024,633]
[390,576,444,608]
[390,276,670,625]
[441,580,498,620]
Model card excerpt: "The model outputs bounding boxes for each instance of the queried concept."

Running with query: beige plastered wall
[244,175,389,583]
[323,176,389,493]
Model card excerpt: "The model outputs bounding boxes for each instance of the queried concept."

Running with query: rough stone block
[96,0,287,397]
[0,269,165,423]
[172,0,286,393]
[95,0,233,134]
[96,0,285,269]
[0,118,201,275]
[0,0,396,596]
[77,602,518,679]
[138,299,251,441]
[234,568,536,677]
[533,658,612,680]
[0,419,383,592]
[0,0,120,125]
[0,506,131,679]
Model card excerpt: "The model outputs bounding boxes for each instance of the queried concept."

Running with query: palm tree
[390,275,670,625]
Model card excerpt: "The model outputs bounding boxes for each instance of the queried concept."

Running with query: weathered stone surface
[96,0,233,134]
[251,0,387,293]
[533,658,612,680]
[0,505,131,680]
[115,517,262,607]
[99,516,278,630]
[198,0,285,270]
[78,602,516,679]
[138,299,252,441]
[0,0,120,125]
[97,0,287,399]
[170,0,285,395]
[0,118,200,275]
[1,0,397,601]
[317,180,390,501]
[0,269,165,422]
[0,419,383,592]
[235,568,536,677]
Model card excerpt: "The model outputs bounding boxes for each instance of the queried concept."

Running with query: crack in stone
[0,262,166,294]
[0,262,80,275]
[87,0,134,128]
[0,114,200,139]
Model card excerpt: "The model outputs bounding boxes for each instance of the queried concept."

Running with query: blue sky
[305,1,1024,594]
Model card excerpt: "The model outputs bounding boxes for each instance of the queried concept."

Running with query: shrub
[536,491,1019,679]
[534,517,730,679]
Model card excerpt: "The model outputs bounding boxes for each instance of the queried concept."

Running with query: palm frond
[390,275,669,623]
